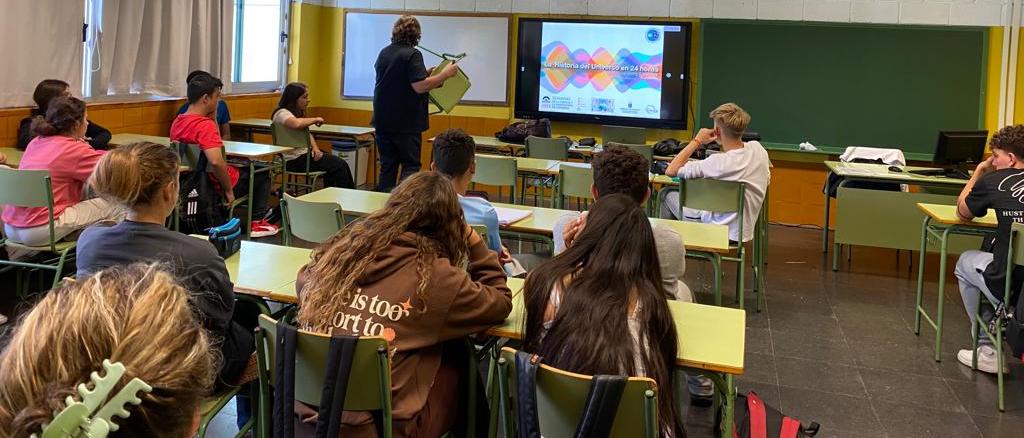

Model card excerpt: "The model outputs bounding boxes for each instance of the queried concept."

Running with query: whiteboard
[342,12,509,104]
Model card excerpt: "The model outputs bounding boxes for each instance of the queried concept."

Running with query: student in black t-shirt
[954,124,1024,374]
[372,15,459,192]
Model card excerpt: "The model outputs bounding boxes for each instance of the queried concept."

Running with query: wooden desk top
[824,161,968,186]
[222,240,310,302]
[0,148,24,168]
[916,203,998,228]
[477,153,560,175]
[492,278,745,374]
[298,188,731,253]
[231,118,375,137]
[110,133,293,158]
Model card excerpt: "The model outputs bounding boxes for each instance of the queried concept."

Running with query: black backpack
[496,118,552,144]
[718,391,820,438]
[178,146,229,235]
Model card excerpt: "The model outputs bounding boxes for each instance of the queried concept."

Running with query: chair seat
[200,387,242,416]
[290,170,326,176]
[4,240,76,253]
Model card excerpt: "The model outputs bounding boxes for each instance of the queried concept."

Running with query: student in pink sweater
[1,97,124,247]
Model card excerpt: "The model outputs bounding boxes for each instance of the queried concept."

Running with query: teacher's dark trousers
[375,131,422,192]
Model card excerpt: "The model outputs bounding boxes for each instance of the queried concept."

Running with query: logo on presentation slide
[646,28,661,42]
[542,96,550,103]
[539,42,663,93]
[646,105,657,114]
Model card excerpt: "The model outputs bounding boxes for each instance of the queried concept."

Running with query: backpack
[1001,288,1024,361]
[178,147,229,235]
[718,391,820,438]
[653,138,683,157]
[496,118,552,144]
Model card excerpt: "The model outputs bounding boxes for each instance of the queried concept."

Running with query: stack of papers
[494,207,533,225]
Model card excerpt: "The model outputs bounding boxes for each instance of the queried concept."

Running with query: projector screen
[515,18,691,129]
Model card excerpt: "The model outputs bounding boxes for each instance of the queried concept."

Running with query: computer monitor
[934,130,987,167]
[602,125,647,145]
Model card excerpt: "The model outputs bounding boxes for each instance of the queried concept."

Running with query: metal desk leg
[933,226,954,362]
[704,372,735,438]
[914,216,932,335]
[712,253,723,306]
[822,170,832,253]
[832,242,841,271]
[246,161,255,239]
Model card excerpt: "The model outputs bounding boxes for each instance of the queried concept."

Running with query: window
[232,0,289,92]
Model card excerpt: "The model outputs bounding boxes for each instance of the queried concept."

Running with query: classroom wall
[0,94,279,149]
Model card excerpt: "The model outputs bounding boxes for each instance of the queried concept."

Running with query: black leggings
[233,165,272,219]
[285,153,355,189]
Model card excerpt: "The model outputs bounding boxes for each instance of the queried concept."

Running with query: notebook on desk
[493,207,533,226]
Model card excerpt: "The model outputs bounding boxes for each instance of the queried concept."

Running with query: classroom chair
[522,136,569,206]
[557,165,594,211]
[254,314,393,438]
[471,224,490,248]
[601,125,646,146]
[493,347,659,438]
[280,192,345,246]
[0,167,76,293]
[472,155,518,204]
[605,141,653,163]
[272,122,324,195]
[969,221,1024,411]
[659,179,765,311]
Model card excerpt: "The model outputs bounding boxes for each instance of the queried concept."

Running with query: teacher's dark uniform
[372,43,430,192]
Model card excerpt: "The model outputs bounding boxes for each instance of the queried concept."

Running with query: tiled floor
[2,224,1022,437]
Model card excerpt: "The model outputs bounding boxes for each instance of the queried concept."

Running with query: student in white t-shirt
[272,82,355,189]
[661,102,771,243]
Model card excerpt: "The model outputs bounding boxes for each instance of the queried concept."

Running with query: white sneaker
[957,345,1008,374]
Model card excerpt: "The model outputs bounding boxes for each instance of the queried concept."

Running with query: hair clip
[33,360,152,438]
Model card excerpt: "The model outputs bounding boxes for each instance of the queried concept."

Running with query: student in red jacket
[297,171,512,437]
[169,74,279,237]
[2,96,124,247]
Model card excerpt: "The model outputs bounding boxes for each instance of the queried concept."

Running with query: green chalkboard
[698,20,988,161]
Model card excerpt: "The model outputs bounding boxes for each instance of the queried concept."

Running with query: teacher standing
[373,15,459,192]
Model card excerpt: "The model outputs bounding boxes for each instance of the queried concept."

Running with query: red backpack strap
[747,392,767,438]
[780,416,801,438]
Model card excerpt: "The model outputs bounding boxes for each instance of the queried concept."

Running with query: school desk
[914,203,998,361]
[823,161,976,271]
[110,133,293,237]
[431,135,675,161]
[217,242,745,438]
[0,148,23,168]
[298,187,732,303]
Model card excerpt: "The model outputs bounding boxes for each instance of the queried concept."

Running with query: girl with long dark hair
[273,82,355,189]
[523,194,685,437]
[17,79,111,150]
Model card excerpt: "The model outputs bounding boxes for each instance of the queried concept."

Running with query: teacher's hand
[442,63,459,79]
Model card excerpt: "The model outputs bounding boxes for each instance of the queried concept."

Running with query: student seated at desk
[661,103,770,244]
[171,74,279,237]
[556,145,690,301]
[177,70,232,140]
[76,142,256,389]
[0,264,216,437]
[17,79,111,150]
[2,96,125,247]
[295,171,511,437]
[954,124,1024,373]
[430,128,512,262]
[523,194,684,437]
[273,82,355,189]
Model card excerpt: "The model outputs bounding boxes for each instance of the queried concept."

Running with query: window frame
[230,0,289,94]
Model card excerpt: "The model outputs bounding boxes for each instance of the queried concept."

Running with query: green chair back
[271,121,313,150]
[496,347,658,438]
[255,314,393,436]
[280,193,344,245]
[601,125,646,145]
[557,165,594,209]
[470,224,490,247]
[472,155,518,203]
[606,141,653,163]
[0,167,59,250]
[525,136,569,161]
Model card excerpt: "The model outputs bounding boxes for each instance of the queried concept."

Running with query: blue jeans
[955,250,1001,346]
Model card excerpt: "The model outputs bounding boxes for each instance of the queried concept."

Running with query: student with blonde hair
[76,142,255,385]
[297,171,512,436]
[0,263,216,437]
[662,102,771,244]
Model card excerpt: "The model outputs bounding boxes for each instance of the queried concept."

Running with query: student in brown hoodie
[296,171,512,437]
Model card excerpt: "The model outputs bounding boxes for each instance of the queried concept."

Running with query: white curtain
[0,0,84,108]
[87,0,234,98]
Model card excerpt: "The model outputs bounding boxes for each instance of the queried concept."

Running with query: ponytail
[30,96,86,138]
[90,142,180,209]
